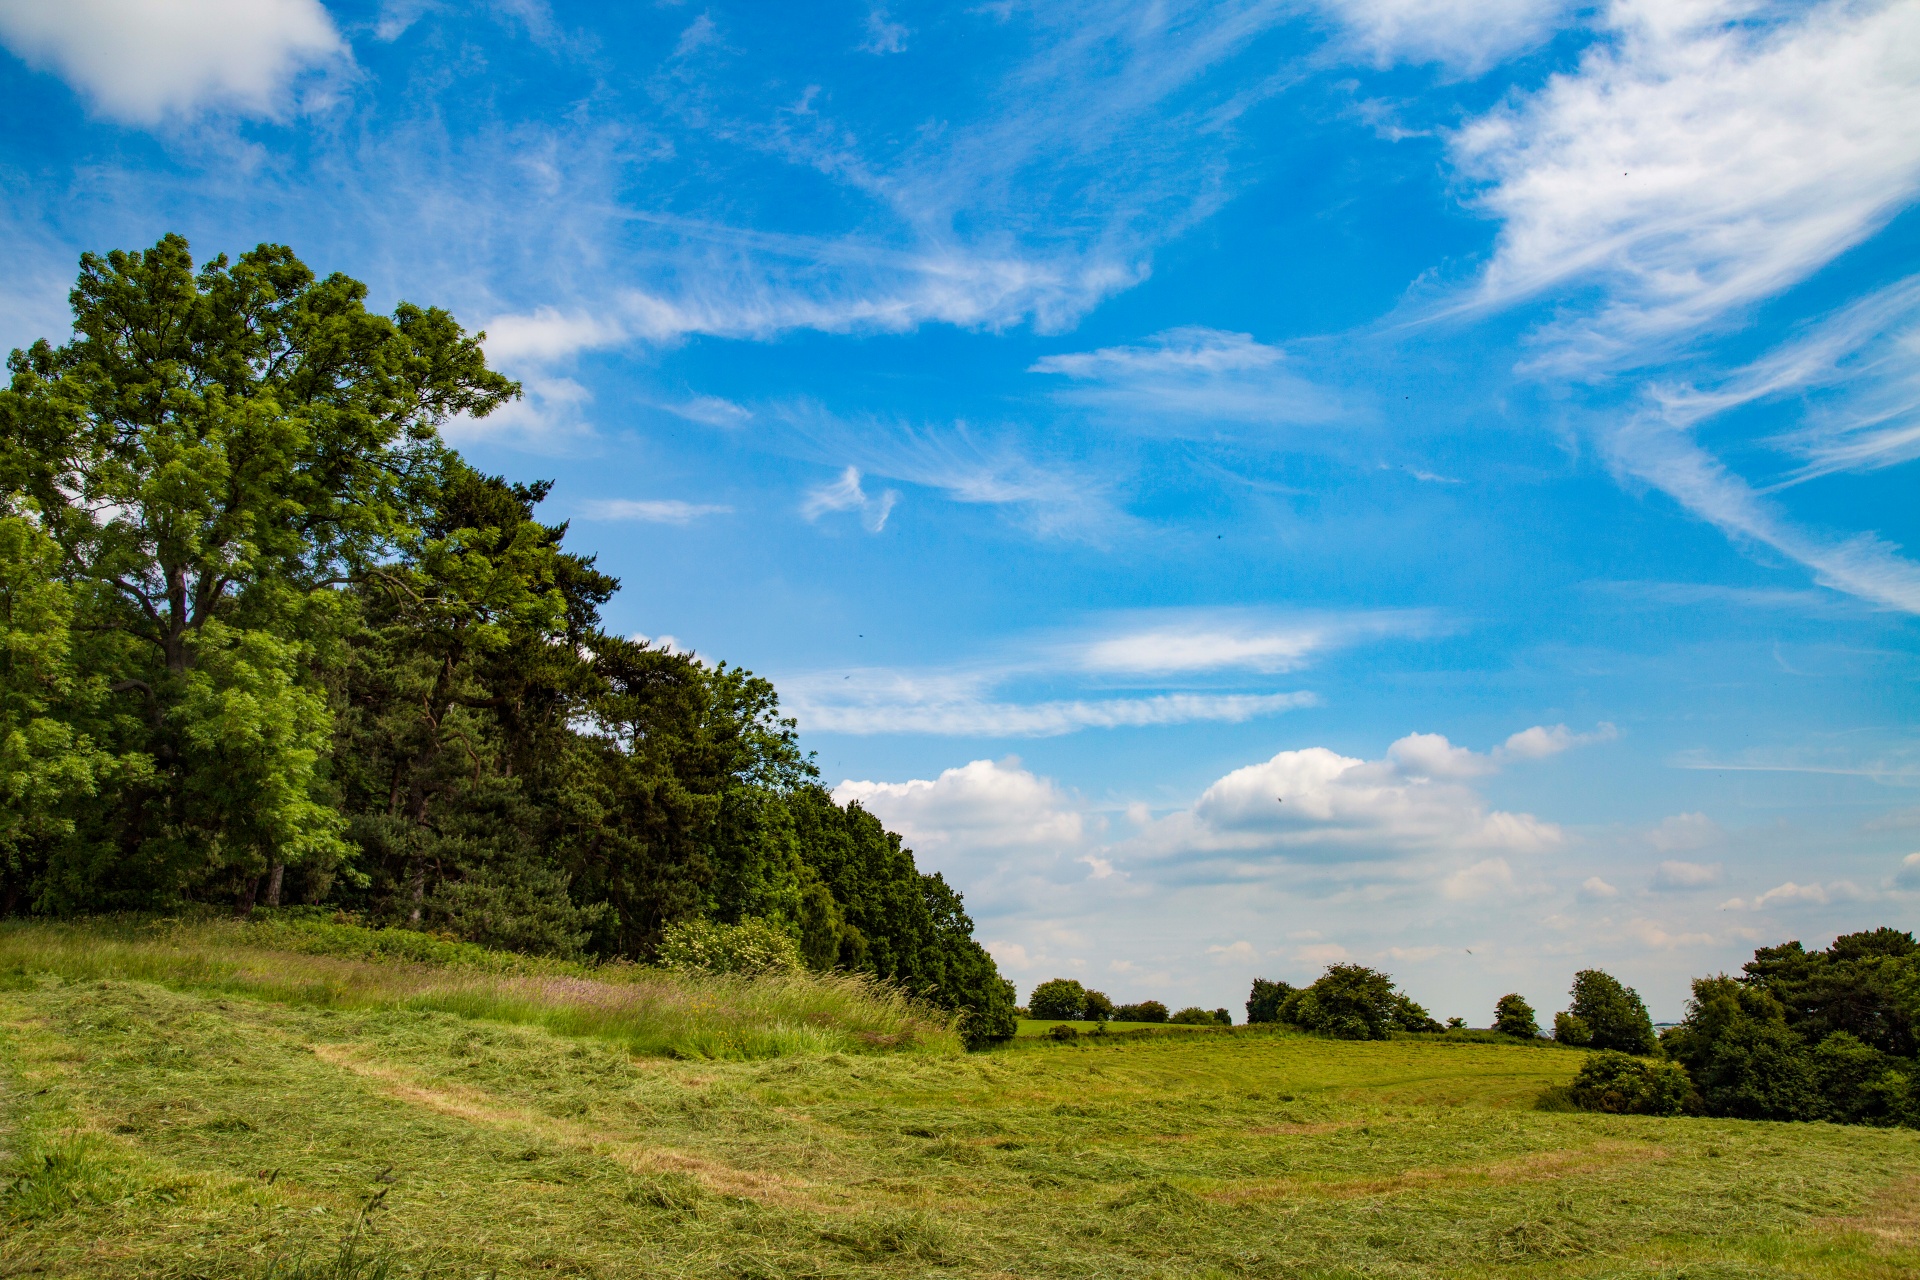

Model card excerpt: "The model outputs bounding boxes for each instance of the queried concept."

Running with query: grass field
[1014,1019,1219,1038]
[4,921,1919,1279]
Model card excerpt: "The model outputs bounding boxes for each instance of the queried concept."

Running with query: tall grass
[0,915,961,1059]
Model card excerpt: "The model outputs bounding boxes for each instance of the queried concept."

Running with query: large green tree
[0,235,515,908]
[0,234,1018,1047]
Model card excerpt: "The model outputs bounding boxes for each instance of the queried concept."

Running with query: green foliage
[1495,992,1541,1039]
[1553,1010,1590,1045]
[1565,969,1657,1054]
[1027,978,1088,1021]
[1245,976,1294,1024]
[1658,932,1920,1126]
[1169,1006,1217,1025]
[656,916,805,975]
[1212,1008,1232,1026]
[1082,989,1114,1021]
[1568,1050,1696,1115]
[1045,1021,1079,1042]
[1113,999,1167,1023]
[1272,965,1442,1040]
[0,235,1015,1051]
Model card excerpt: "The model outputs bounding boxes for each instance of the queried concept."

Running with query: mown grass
[4,924,1919,1279]
[0,916,960,1061]
[1015,1018,1220,1038]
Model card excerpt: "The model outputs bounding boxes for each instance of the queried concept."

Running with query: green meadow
[4,920,1918,1279]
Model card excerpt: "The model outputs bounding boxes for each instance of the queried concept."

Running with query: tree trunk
[408,857,426,925]
[235,875,260,918]
[264,858,285,908]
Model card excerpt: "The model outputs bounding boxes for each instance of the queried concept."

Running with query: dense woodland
[0,235,1015,1045]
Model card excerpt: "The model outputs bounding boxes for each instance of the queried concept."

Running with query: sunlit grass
[4,919,1919,1278]
[0,916,960,1060]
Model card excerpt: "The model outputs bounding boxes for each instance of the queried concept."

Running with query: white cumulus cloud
[835,758,1085,855]
[0,0,346,124]
[1134,733,1564,868]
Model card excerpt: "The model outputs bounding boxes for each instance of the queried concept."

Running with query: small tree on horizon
[1028,977,1088,1020]
[1082,989,1115,1022]
[1494,992,1541,1039]
[1565,969,1657,1055]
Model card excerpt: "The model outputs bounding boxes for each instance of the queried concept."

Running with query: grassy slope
[0,918,959,1060]
[3,929,1918,1279]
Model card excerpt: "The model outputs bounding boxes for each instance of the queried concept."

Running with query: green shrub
[1569,1050,1696,1116]
[1809,1031,1912,1125]
[1553,1011,1591,1045]
[656,917,804,975]
[1046,1022,1079,1042]
[1169,1006,1216,1025]
[1212,1008,1232,1026]
[1495,993,1540,1039]
[1083,989,1115,1021]
[1113,999,1167,1023]
[1028,978,1087,1020]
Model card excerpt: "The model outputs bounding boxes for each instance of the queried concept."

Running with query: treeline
[1576,928,1919,1126]
[1021,978,1228,1027]
[0,236,1014,1045]
[1244,929,1920,1129]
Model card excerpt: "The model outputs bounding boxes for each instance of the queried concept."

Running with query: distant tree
[1566,970,1657,1054]
[1446,1016,1466,1030]
[1494,993,1541,1039]
[1028,978,1088,1021]
[1082,989,1115,1022]
[1279,965,1399,1040]
[1212,1008,1232,1026]
[1169,1006,1217,1025]
[1245,977,1295,1024]
[1114,1000,1168,1023]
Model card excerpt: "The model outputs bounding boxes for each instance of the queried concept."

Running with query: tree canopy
[0,235,1014,1047]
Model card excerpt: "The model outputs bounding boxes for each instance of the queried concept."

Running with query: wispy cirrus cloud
[1073,609,1438,675]
[788,667,1316,737]
[776,404,1126,539]
[576,498,732,524]
[1448,0,1920,613]
[801,466,899,533]
[1314,0,1575,72]
[1031,326,1344,432]
[783,607,1431,737]
[1455,0,1920,369]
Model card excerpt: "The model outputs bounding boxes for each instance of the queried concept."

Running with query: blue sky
[4,0,1919,1022]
